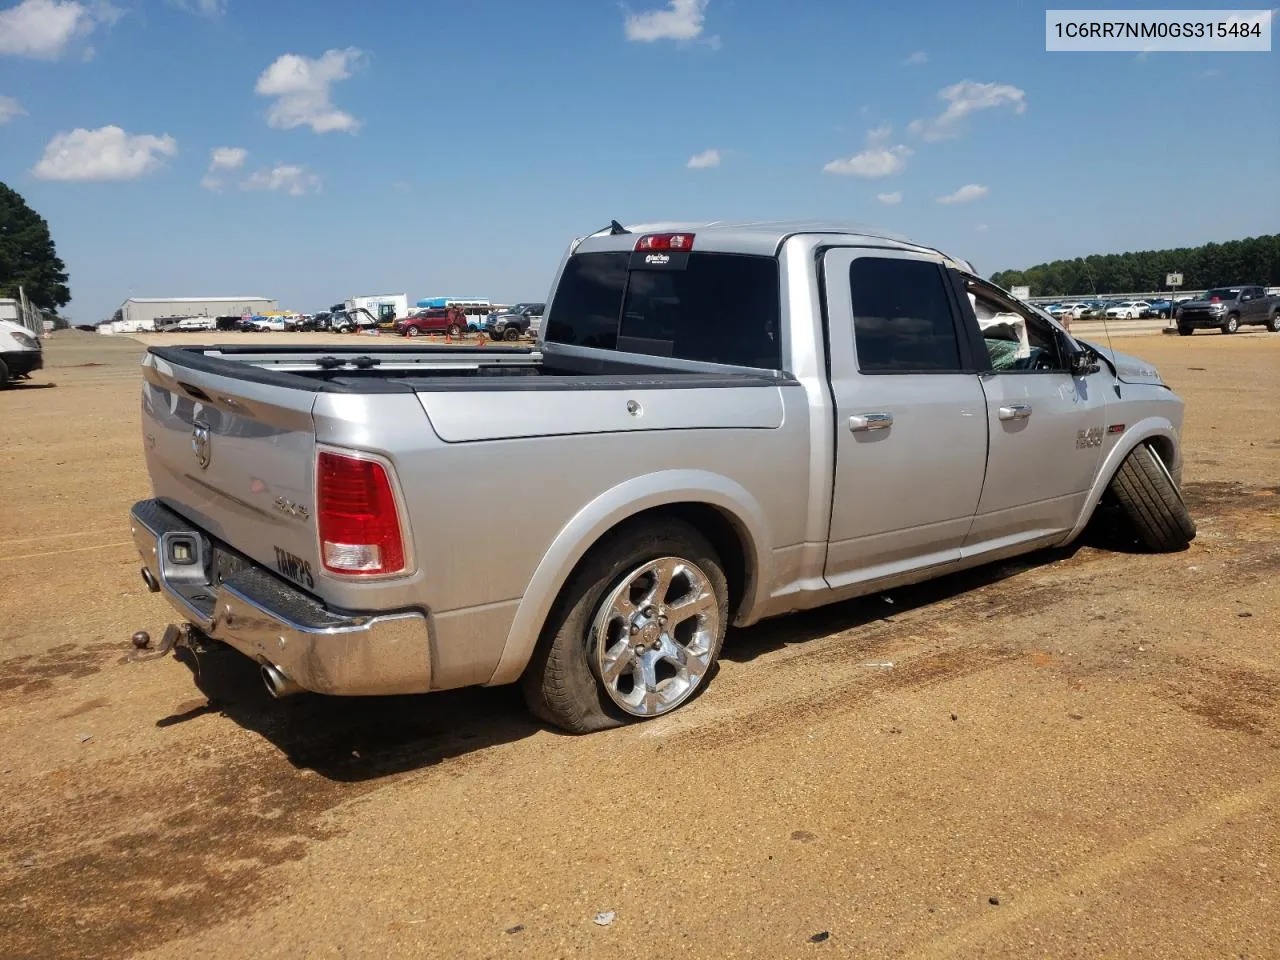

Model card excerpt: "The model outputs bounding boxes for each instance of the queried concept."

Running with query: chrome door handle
[998,403,1033,421]
[849,413,894,432]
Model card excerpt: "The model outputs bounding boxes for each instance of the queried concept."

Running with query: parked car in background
[1176,285,1280,335]
[1104,300,1151,320]
[1058,302,1091,320]
[0,317,42,386]
[396,308,463,338]
[242,316,287,333]
[485,302,544,341]
[329,307,380,333]
[1143,300,1173,319]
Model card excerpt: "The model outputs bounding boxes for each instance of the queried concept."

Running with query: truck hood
[1177,299,1220,309]
[1079,340,1165,386]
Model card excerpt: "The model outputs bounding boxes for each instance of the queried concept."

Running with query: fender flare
[485,470,772,686]
[1062,416,1180,545]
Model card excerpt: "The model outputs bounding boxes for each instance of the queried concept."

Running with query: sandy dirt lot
[1,329,1277,959]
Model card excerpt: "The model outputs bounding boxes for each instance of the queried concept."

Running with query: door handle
[998,403,1033,421]
[849,413,893,432]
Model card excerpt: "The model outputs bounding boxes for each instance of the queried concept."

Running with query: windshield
[1205,288,1240,300]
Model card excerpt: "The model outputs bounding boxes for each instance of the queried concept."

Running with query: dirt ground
[1,329,1277,960]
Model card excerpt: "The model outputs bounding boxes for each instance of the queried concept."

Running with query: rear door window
[546,251,782,369]
[848,257,964,372]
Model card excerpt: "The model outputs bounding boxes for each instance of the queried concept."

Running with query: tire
[503,326,521,341]
[521,519,729,733]
[488,331,499,341]
[1108,443,1196,552]
[1177,325,1193,336]
[0,356,9,387]
[448,324,462,338]
[404,326,421,338]
[1221,314,1240,334]
[1267,312,1280,333]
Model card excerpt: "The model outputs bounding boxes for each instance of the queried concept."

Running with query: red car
[396,308,464,338]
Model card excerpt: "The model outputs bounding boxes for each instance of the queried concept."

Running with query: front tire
[503,326,521,341]
[1177,325,1193,336]
[1108,443,1196,552]
[0,357,9,387]
[448,323,462,337]
[1222,314,1240,334]
[404,326,421,338]
[1267,312,1280,333]
[521,519,729,733]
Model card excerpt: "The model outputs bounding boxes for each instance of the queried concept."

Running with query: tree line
[990,234,1279,297]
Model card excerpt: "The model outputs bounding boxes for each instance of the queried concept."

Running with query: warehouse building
[108,296,278,331]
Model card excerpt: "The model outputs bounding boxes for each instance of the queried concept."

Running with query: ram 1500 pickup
[130,220,1196,731]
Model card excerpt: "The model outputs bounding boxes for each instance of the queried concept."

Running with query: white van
[0,318,43,386]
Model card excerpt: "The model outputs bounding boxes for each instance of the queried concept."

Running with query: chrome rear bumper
[130,499,432,695]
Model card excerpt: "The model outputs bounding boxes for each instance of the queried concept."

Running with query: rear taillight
[635,233,694,252]
[316,451,406,576]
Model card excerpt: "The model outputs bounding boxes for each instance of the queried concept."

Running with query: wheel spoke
[634,651,658,701]
[600,638,634,684]
[646,558,676,606]
[667,589,714,625]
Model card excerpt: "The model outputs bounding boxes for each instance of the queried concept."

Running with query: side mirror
[1070,346,1101,377]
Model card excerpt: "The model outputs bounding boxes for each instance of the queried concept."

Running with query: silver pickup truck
[130,220,1195,731]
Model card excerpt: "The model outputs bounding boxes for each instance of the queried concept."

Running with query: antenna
[609,219,629,235]
[1083,259,1120,392]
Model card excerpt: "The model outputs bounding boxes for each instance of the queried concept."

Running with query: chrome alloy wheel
[591,556,720,717]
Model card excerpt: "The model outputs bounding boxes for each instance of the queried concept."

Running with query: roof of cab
[572,219,975,272]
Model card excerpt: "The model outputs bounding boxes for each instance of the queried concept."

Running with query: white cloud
[201,146,248,191]
[33,125,177,181]
[687,148,720,169]
[902,50,928,66]
[167,0,226,14]
[241,163,321,196]
[974,223,989,233]
[255,48,364,134]
[210,146,247,170]
[937,183,989,205]
[0,95,26,123]
[876,191,902,206]
[824,127,912,178]
[0,0,119,59]
[625,0,707,42]
[908,80,1026,141]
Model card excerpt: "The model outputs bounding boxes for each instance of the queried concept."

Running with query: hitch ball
[131,630,152,650]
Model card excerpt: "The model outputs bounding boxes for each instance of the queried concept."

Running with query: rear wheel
[1108,443,1196,552]
[448,323,462,337]
[1221,314,1240,334]
[522,519,728,733]
[1267,312,1280,333]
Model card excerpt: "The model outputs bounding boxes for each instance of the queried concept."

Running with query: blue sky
[1,0,1277,321]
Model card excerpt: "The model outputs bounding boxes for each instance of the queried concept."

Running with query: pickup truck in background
[1175,285,1280,335]
[484,302,545,341]
[129,220,1196,732]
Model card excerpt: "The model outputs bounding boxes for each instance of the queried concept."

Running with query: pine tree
[0,182,71,312]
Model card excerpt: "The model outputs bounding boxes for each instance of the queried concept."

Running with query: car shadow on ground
[3,380,57,390]
[722,508,1155,665]
[165,646,542,783]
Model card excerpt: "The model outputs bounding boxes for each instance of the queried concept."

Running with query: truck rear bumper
[130,499,432,696]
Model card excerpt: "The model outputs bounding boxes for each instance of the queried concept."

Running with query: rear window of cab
[545,251,782,370]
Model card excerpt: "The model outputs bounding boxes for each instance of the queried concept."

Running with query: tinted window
[545,252,626,350]
[546,252,781,369]
[849,258,962,372]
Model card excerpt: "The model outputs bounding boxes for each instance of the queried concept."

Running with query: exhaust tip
[261,662,302,699]
[140,567,160,593]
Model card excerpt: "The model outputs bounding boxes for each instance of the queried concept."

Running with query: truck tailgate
[141,352,322,590]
